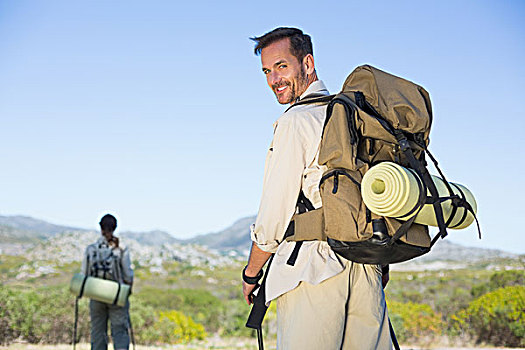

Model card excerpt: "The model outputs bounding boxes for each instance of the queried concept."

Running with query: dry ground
[0,337,270,350]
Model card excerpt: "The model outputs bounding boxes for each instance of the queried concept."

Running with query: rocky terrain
[0,215,523,349]
[6,230,241,281]
[0,214,522,282]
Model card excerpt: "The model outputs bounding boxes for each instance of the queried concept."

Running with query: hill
[187,216,255,254]
[186,215,520,271]
[0,215,86,236]
[0,214,522,273]
[395,240,518,271]
[0,215,179,250]
[119,230,180,246]
[0,215,88,253]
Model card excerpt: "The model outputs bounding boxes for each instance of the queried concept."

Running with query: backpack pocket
[319,168,372,242]
[318,100,364,171]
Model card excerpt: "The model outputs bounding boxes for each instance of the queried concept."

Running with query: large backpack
[85,239,124,283]
[284,65,480,265]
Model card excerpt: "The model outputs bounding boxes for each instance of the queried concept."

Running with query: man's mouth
[275,85,288,94]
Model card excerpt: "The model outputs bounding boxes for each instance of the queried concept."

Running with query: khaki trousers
[275,261,392,350]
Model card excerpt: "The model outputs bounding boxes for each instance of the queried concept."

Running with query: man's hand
[243,281,258,305]
[242,242,272,305]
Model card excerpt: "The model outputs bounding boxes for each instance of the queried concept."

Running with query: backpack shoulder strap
[284,94,335,113]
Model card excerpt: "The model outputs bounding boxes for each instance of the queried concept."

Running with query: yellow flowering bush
[155,310,206,344]
[451,285,524,347]
[387,300,444,343]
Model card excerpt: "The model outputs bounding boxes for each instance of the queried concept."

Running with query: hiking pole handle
[246,283,269,329]
[247,284,265,350]
[249,283,260,303]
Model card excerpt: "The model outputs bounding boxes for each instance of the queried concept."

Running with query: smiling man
[242,27,392,349]
[261,36,315,104]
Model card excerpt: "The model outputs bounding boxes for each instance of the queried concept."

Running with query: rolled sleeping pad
[361,162,477,229]
[70,273,130,307]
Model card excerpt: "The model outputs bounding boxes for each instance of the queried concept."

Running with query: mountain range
[0,214,521,273]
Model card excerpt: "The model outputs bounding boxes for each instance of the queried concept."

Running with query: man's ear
[303,54,315,75]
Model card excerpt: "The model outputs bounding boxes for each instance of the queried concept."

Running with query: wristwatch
[242,265,263,285]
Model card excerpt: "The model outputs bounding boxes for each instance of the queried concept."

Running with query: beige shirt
[251,80,345,302]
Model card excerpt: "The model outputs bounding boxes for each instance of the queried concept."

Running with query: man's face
[260,38,309,105]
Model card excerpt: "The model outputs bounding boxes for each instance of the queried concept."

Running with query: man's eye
[279,64,287,69]
[263,70,270,75]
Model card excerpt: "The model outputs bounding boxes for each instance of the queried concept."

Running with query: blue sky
[1,1,524,254]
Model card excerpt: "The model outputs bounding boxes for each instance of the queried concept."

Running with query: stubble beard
[274,67,308,105]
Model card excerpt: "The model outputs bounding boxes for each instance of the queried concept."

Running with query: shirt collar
[273,80,330,129]
[298,80,330,100]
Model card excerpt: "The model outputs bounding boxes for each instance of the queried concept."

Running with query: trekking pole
[73,296,79,350]
[256,327,264,350]
[128,313,136,350]
[388,317,401,350]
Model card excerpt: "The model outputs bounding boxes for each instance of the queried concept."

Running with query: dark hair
[99,214,117,232]
[251,27,313,62]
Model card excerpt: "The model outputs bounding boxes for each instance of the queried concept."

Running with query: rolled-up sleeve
[251,112,316,253]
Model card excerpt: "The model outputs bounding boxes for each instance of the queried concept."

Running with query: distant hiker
[81,214,133,350]
[242,27,392,349]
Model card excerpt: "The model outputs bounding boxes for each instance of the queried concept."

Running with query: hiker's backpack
[85,239,124,283]
[284,65,480,265]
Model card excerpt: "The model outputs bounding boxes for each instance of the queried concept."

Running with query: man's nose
[268,71,281,86]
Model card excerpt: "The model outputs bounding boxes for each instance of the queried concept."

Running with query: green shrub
[128,296,158,344]
[451,285,524,347]
[0,284,209,346]
[0,286,90,345]
[219,298,253,337]
[387,300,444,343]
[137,287,223,329]
[0,286,18,345]
[434,286,471,319]
[471,270,525,298]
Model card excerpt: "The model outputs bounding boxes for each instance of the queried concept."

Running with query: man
[82,214,133,350]
[242,27,392,349]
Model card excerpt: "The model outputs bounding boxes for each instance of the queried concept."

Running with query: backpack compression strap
[352,91,458,245]
[423,149,481,241]
[113,281,122,305]
[391,131,450,244]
